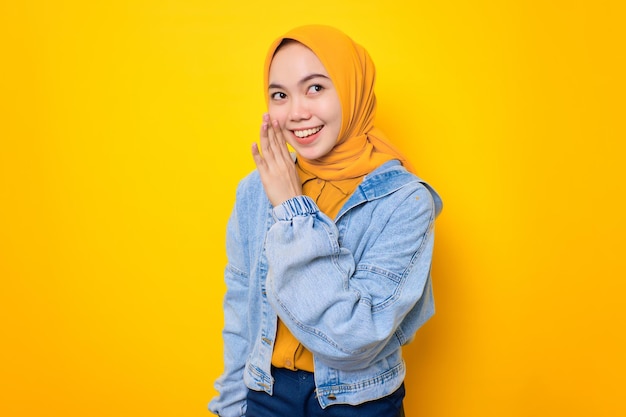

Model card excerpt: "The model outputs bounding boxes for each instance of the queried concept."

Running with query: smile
[292,126,323,138]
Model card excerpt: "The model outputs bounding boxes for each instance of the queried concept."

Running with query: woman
[209,25,442,417]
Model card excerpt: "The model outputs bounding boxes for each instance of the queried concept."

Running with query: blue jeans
[246,367,405,417]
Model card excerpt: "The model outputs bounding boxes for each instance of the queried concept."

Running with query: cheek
[268,107,287,125]
[321,99,343,134]
[332,103,343,127]
[328,107,343,138]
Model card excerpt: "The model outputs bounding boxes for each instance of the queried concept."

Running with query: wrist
[272,195,318,221]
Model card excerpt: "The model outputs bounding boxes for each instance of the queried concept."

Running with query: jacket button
[327,394,337,400]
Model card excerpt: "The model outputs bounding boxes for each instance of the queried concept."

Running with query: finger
[268,118,285,146]
[263,114,278,146]
[271,119,293,161]
[251,142,266,169]
[259,121,276,162]
[268,119,292,163]
[267,118,283,151]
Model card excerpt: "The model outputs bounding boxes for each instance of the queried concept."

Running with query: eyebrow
[268,73,330,90]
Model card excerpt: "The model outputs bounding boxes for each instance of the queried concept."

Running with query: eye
[270,91,287,100]
[307,84,324,94]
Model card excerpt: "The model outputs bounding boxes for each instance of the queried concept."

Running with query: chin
[295,148,329,161]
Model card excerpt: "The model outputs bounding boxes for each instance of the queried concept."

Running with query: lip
[291,126,323,146]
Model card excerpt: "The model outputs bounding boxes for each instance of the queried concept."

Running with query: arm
[209,199,250,417]
[265,184,437,371]
[250,113,437,370]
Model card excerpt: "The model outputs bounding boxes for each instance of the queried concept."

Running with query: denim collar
[336,160,415,220]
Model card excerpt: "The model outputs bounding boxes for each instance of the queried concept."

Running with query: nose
[289,97,311,121]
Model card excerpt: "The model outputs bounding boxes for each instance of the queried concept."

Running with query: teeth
[293,126,322,138]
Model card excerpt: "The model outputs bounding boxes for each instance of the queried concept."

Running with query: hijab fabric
[264,25,414,218]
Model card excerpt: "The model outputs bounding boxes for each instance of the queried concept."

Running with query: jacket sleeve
[209,197,249,417]
[265,181,438,371]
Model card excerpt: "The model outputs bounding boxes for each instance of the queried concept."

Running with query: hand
[251,114,302,206]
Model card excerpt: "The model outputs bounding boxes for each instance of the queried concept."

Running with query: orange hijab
[264,25,413,217]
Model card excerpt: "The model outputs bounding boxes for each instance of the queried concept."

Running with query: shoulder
[361,161,443,217]
[235,169,265,200]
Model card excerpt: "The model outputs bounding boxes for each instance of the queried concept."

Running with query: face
[268,42,342,161]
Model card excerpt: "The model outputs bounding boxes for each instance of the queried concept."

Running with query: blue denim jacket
[209,160,442,417]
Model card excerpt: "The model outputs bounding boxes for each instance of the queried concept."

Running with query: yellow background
[1,1,624,416]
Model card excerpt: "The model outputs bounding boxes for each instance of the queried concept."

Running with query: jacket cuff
[272,195,319,221]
